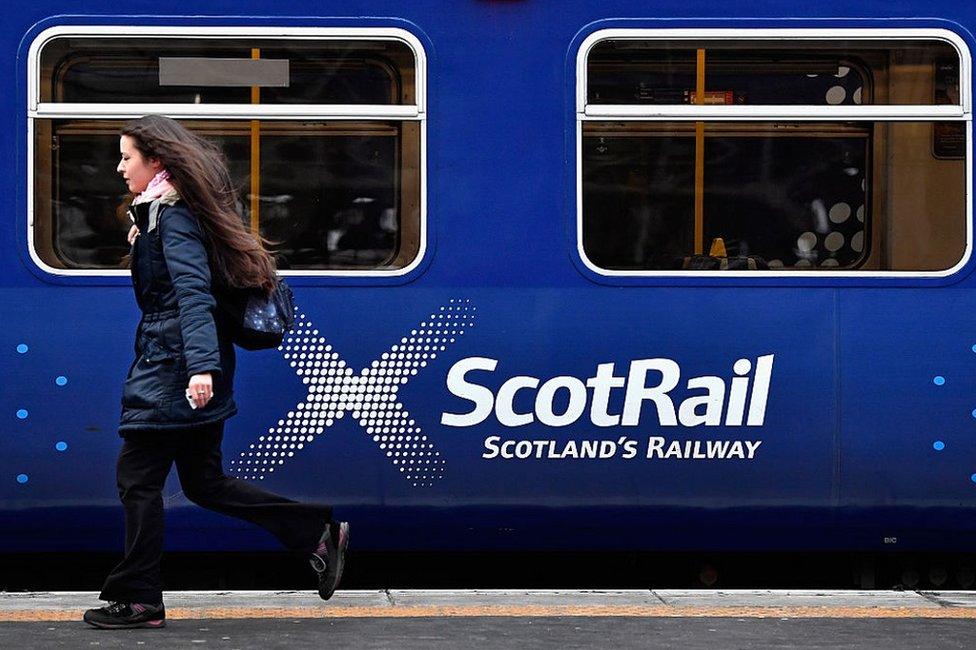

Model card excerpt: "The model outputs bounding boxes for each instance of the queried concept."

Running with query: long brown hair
[121,115,277,296]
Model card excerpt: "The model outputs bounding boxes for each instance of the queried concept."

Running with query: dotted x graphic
[231,299,476,487]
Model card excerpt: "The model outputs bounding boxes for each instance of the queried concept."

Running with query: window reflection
[583,121,966,272]
[41,38,414,105]
[34,120,420,271]
[587,39,958,105]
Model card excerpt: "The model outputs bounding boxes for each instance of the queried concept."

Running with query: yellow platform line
[5,605,976,621]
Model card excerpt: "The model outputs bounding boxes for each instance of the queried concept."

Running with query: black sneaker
[83,601,166,629]
[309,521,349,600]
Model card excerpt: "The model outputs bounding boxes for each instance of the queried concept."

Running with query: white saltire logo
[230,300,476,487]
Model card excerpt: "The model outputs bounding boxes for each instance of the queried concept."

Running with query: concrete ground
[2,590,976,648]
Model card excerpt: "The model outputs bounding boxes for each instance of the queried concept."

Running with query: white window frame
[575,28,973,278]
[26,25,428,277]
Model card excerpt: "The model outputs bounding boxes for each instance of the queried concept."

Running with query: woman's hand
[127,224,140,245]
[188,373,214,409]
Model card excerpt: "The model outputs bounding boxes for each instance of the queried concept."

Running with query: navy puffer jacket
[119,191,238,434]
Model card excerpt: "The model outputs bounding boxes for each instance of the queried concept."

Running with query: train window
[38,37,415,105]
[578,31,970,275]
[587,39,960,106]
[28,28,425,276]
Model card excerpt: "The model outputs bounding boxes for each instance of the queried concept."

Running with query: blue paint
[934,376,946,386]
[0,3,975,555]
[55,376,67,386]
[15,409,27,419]
[934,441,946,451]
[55,441,67,452]
[15,474,28,484]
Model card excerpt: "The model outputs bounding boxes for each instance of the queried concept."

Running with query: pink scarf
[132,170,176,205]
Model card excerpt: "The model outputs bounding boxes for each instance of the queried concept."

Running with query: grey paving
[0,589,963,614]
[653,589,943,609]
[920,592,976,608]
[0,590,389,613]
[387,589,660,608]
[2,591,976,649]
[1,617,975,649]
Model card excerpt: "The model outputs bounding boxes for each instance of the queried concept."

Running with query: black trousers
[99,420,332,604]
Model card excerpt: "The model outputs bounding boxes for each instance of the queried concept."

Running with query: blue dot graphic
[934,441,946,451]
[934,376,946,386]
[16,474,28,484]
[16,409,28,419]
[55,376,67,386]
[971,474,976,484]
[972,344,976,354]
[55,441,67,452]
[15,344,28,354]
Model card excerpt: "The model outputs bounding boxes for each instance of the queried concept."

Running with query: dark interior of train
[33,37,421,272]
[582,39,966,272]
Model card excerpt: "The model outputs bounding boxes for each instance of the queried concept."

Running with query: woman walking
[84,115,349,629]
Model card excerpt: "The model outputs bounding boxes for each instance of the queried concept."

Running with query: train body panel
[1,1,975,552]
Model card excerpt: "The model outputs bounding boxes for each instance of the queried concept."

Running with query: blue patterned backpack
[219,279,296,350]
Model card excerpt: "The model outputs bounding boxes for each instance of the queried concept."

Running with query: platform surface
[1,590,975,648]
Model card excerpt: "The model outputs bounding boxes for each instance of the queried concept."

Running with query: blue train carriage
[2,7,975,556]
